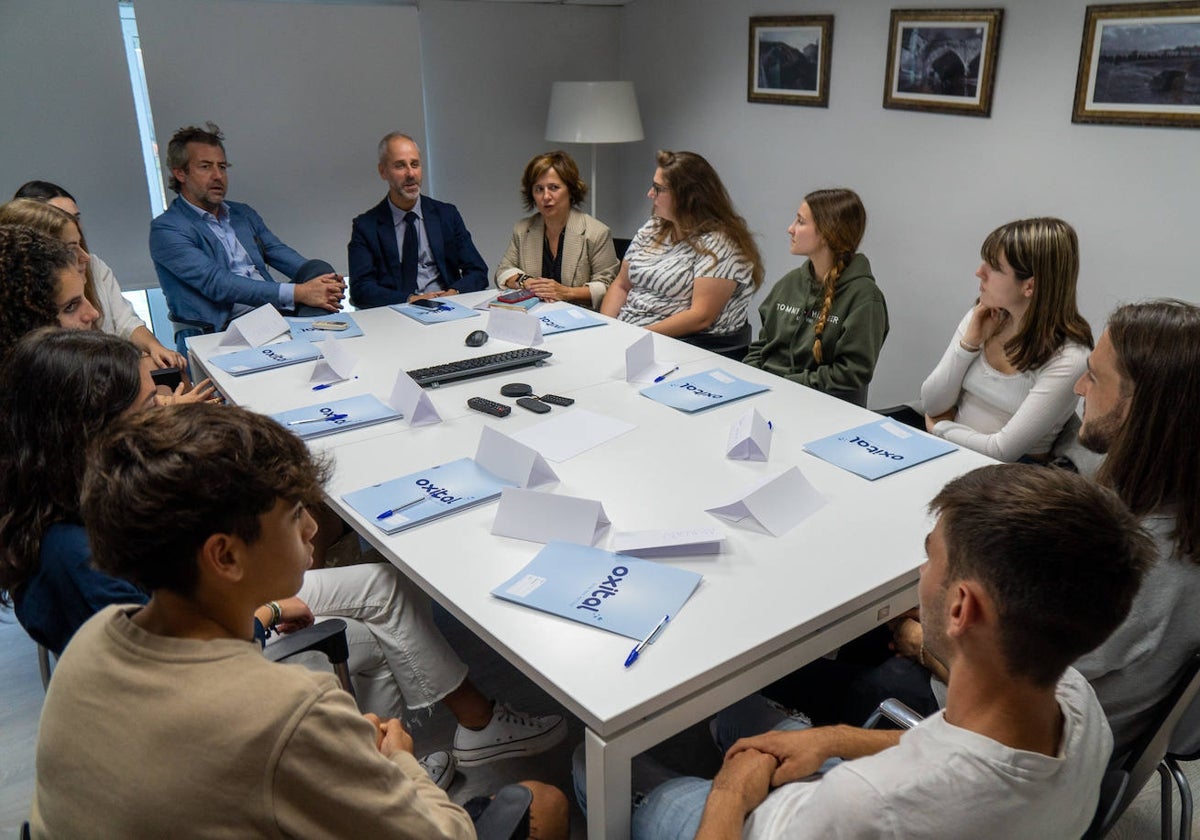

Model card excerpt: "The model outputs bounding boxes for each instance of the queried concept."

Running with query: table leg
[585,727,634,840]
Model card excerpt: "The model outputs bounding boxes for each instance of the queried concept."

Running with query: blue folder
[286,313,364,341]
[207,339,322,376]
[804,418,957,480]
[537,308,607,336]
[639,368,769,413]
[270,394,401,440]
[491,541,703,641]
[342,457,516,534]
[390,298,481,324]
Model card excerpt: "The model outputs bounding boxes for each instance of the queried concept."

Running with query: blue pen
[376,497,424,521]
[287,413,348,426]
[653,366,679,383]
[624,614,670,668]
[312,376,359,391]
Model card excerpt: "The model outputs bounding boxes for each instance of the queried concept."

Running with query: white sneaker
[418,750,456,790]
[452,702,567,766]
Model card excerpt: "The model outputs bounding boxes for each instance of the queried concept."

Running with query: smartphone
[150,366,183,391]
[311,320,349,331]
[497,289,538,304]
[411,298,444,309]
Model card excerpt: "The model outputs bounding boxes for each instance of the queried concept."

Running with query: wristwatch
[515,273,530,289]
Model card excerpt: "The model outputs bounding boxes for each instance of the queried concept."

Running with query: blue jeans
[572,694,814,840]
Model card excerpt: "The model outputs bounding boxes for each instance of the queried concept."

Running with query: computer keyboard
[406,347,553,387]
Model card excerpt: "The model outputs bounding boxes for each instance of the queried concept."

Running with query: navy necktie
[401,211,419,292]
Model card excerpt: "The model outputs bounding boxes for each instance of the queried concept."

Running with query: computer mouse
[465,330,489,348]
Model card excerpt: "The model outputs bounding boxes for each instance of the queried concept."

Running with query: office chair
[37,644,53,691]
[613,237,632,262]
[265,617,355,697]
[1155,674,1200,840]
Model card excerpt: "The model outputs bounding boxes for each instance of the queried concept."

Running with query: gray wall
[616,0,1200,407]
[419,0,623,272]
[0,0,153,287]
[137,0,425,278]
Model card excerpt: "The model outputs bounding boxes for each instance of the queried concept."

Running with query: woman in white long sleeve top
[921,217,1093,463]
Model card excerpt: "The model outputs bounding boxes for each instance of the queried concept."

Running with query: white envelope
[220,304,290,347]
[389,370,442,426]
[625,333,677,383]
[726,408,773,461]
[491,487,610,545]
[610,526,726,557]
[486,308,544,346]
[474,425,558,488]
[309,337,358,385]
[705,467,826,537]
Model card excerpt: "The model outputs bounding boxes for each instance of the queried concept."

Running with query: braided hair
[806,189,866,363]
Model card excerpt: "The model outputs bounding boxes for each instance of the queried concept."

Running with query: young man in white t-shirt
[622,464,1153,840]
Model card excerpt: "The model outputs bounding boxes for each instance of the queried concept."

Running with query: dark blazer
[149,197,308,339]
[347,195,488,308]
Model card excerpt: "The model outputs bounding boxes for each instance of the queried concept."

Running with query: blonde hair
[804,189,867,363]
[0,199,103,326]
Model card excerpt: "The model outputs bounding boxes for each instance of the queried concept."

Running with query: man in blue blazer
[150,123,345,353]
[348,133,487,308]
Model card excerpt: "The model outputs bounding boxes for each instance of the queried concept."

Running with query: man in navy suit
[347,133,487,308]
[149,123,345,353]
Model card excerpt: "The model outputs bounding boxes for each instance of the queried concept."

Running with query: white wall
[419,0,623,271]
[617,0,1200,407]
[136,0,425,277]
[0,0,154,288]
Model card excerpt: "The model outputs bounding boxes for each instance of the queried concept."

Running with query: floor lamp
[544,81,644,218]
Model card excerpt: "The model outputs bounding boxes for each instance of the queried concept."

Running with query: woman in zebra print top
[600,151,762,351]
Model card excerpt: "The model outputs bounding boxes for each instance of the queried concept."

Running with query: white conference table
[189,293,993,839]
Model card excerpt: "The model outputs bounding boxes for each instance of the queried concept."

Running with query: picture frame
[882,8,1004,117]
[748,15,834,107]
[1072,2,1200,128]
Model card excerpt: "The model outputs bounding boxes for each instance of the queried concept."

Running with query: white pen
[287,413,348,426]
[625,614,670,667]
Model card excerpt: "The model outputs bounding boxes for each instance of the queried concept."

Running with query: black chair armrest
[264,618,349,665]
[473,783,533,840]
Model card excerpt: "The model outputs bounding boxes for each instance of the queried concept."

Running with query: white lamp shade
[545,81,644,144]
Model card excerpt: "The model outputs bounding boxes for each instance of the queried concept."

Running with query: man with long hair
[1073,298,1200,760]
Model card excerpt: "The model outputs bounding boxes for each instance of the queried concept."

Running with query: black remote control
[467,397,511,417]
[537,393,575,407]
[516,397,552,414]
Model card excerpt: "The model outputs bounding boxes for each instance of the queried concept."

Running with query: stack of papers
[491,541,703,640]
[804,419,956,480]
[640,368,769,413]
[271,394,401,440]
[208,339,321,376]
[342,457,516,534]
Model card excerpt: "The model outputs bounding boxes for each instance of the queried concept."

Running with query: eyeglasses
[649,182,670,197]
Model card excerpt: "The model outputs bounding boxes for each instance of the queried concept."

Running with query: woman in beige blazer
[494,151,620,309]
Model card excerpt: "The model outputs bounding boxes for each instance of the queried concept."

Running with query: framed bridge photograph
[748,15,834,107]
[883,8,1004,117]
[1072,2,1200,128]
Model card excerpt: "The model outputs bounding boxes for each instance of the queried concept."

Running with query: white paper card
[625,333,676,383]
[309,338,359,384]
[610,526,726,557]
[486,308,544,346]
[220,304,290,348]
[726,408,773,462]
[510,409,637,462]
[389,370,442,426]
[491,487,611,546]
[475,425,558,488]
[705,467,826,537]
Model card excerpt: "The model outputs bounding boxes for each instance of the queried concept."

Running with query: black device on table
[411,298,446,310]
[467,397,511,417]
[500,382,575,407]
[406,348,552,388]
[465,330,489,347]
